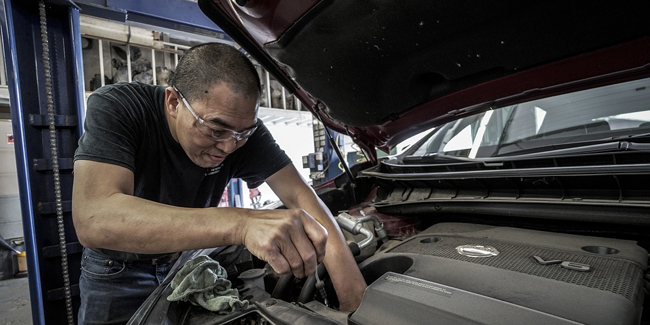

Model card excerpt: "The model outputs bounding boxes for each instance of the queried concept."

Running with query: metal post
[174,45,178,67]
[162,33,171,68]
[126,43,132,82]
[265,71,271,108]
[0,38,6,86]
[228,179,243,208]
[0,3,44,323]
[151,48,157,85]
[0,0,84,323]
[98,38,105,87]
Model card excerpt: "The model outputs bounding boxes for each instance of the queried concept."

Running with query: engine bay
[129,208,649,325]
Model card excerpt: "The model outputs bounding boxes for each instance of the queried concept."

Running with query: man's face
[168,82,259,168]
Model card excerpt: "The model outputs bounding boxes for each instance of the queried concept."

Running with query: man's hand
[240,208,328,279]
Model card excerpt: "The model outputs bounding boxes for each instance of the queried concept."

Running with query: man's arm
[266,164,367,311]
[72,159,327,277]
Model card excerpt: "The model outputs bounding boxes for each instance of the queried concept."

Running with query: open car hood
[198,0,650,158]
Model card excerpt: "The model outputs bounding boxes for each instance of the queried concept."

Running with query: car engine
[130,203,648,325]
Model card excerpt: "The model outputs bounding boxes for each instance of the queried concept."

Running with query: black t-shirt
[75,82,292,209]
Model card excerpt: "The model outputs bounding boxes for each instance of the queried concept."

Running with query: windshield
[410,77,650,159]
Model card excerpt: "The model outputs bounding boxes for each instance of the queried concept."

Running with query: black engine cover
[351,223,647,325]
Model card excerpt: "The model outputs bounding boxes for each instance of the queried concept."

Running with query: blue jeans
[78,248,176,325]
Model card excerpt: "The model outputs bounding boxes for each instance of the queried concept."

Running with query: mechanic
[72,42,367,324]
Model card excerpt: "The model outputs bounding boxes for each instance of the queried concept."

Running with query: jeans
[78,248,176,325]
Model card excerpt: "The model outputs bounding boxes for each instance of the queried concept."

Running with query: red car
[130,1,650,324]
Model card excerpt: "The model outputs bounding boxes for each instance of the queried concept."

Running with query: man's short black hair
[171,42,261,103]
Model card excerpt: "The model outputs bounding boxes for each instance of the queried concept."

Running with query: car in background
[129,1,650,324]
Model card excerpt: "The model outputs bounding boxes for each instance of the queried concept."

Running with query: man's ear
[165,87,180,118]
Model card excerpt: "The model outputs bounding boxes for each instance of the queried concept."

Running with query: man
[72,43,366,324]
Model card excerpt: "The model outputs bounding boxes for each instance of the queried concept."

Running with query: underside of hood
[199,0,650,155]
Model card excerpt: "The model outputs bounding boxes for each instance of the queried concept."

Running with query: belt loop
[150,252,181,265]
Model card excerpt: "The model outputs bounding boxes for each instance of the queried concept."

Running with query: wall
[0,119,23,239]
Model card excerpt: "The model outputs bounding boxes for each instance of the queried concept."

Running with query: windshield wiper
[403,152,480,163]
[495,139,650,159]
[403,133,650,163]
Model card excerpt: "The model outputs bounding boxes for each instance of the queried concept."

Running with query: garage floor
[0,277,32,325]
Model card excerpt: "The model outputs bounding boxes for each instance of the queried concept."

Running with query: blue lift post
[1,0,229,323]
[1,0,85,324]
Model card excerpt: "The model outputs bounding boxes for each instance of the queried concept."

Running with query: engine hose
[275,242,361,304]
[207,245,231,259]
[221,245,244,270]
[297,263,327,304]
[271,274,295,300]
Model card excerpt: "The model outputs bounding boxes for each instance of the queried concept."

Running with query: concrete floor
[0,277,32,325]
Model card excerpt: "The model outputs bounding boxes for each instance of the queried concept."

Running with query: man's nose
[216,137,238,154]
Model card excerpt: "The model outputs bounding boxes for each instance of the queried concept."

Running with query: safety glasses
[173,86,258,143]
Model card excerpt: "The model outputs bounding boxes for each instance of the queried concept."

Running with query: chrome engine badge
[456,245,499,258]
